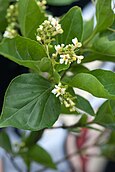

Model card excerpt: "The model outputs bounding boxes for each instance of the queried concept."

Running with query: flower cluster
[52,83,76,112]
[36,16,63,45]
[3,3,18,39]
[3,24,17,39]
[52,37,84,65]
[37,0,47,10]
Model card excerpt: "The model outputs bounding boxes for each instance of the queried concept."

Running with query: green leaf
[18,0,46,40]
[82,50,115,63]
[29,145,56,169]
[47,0,77,6]
[56,6,83,44]
[25,130,44,147]
[77,114,88,126]
[90,69,115,96]
[82,17,94,42]
[95,0,114,32]
[92,31,115,57]
[67,69,115,99]
[55,63,70,72]
[108,131,115,144]
[62,64,89,83]
[0,0,9,32]
[0,73,61,130]
[53,70,61,83]
[0,131,12,152]
[101,144,115,160]
[0,36,47,71]
[94,100,115,129]
[39,57,52,72]
[75,95,95,116]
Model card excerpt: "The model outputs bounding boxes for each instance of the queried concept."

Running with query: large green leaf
[94,100,115,129]
[0,73,60,130]
[75,95,95,116]
[67,69,115,99]
[47,0,76,5]
[0,0,9,32]
[92,31,115,57]
[18,0,46,40]
[95,0,114,32]
[56,6,83,44]
[0,36,47,71]
[90,69,115,96]
[28,145,56,169]
[82,50,115,63]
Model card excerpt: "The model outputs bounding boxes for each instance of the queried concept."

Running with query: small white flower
[52,83,66,97]
[39,25,43,30]
[3,29,17,39]
[70,106,76,112]
[60,54,70,65]
[72,37,82,47]
[55,45,61,52]
[67,98,75,106]
[76,55,84,64]
[64,100,70,108]
[36,35,41,41]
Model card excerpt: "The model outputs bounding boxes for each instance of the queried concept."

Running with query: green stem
[107,27,115,32]
[45,44,50,59]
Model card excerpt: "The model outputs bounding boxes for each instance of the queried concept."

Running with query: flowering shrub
[0,0,115,171]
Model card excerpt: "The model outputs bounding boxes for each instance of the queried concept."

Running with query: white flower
[70,106,76,112]
[67,98,75,106]
[36,35,41,41]
[76,55,84,64]
[60,54,71,65]
[64,100,70,108]
[55,45,61,52]
[72,37,82,47]
[39,25,43,30]
[3,29,17,39]
[52,83,66,97]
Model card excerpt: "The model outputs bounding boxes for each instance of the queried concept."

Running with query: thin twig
[49,121,103,132]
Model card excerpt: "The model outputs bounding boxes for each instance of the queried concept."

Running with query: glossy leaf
[18,0,46,40]
[77,114,88,126]
[83,50,115,63]
[55,63,70,72]
[0,0,9,32]
[25,130,43,147]
[94,100,115,129]
[0,73,61,130]
[95,0,114,32]
[39,57,52,72]
[29,145,56,169]
[67,69,115,99]
[75,95,95,116]
[0,36,47,71]
[56,6,83,44]
[0,131,12,152]
[92,31,115,57]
